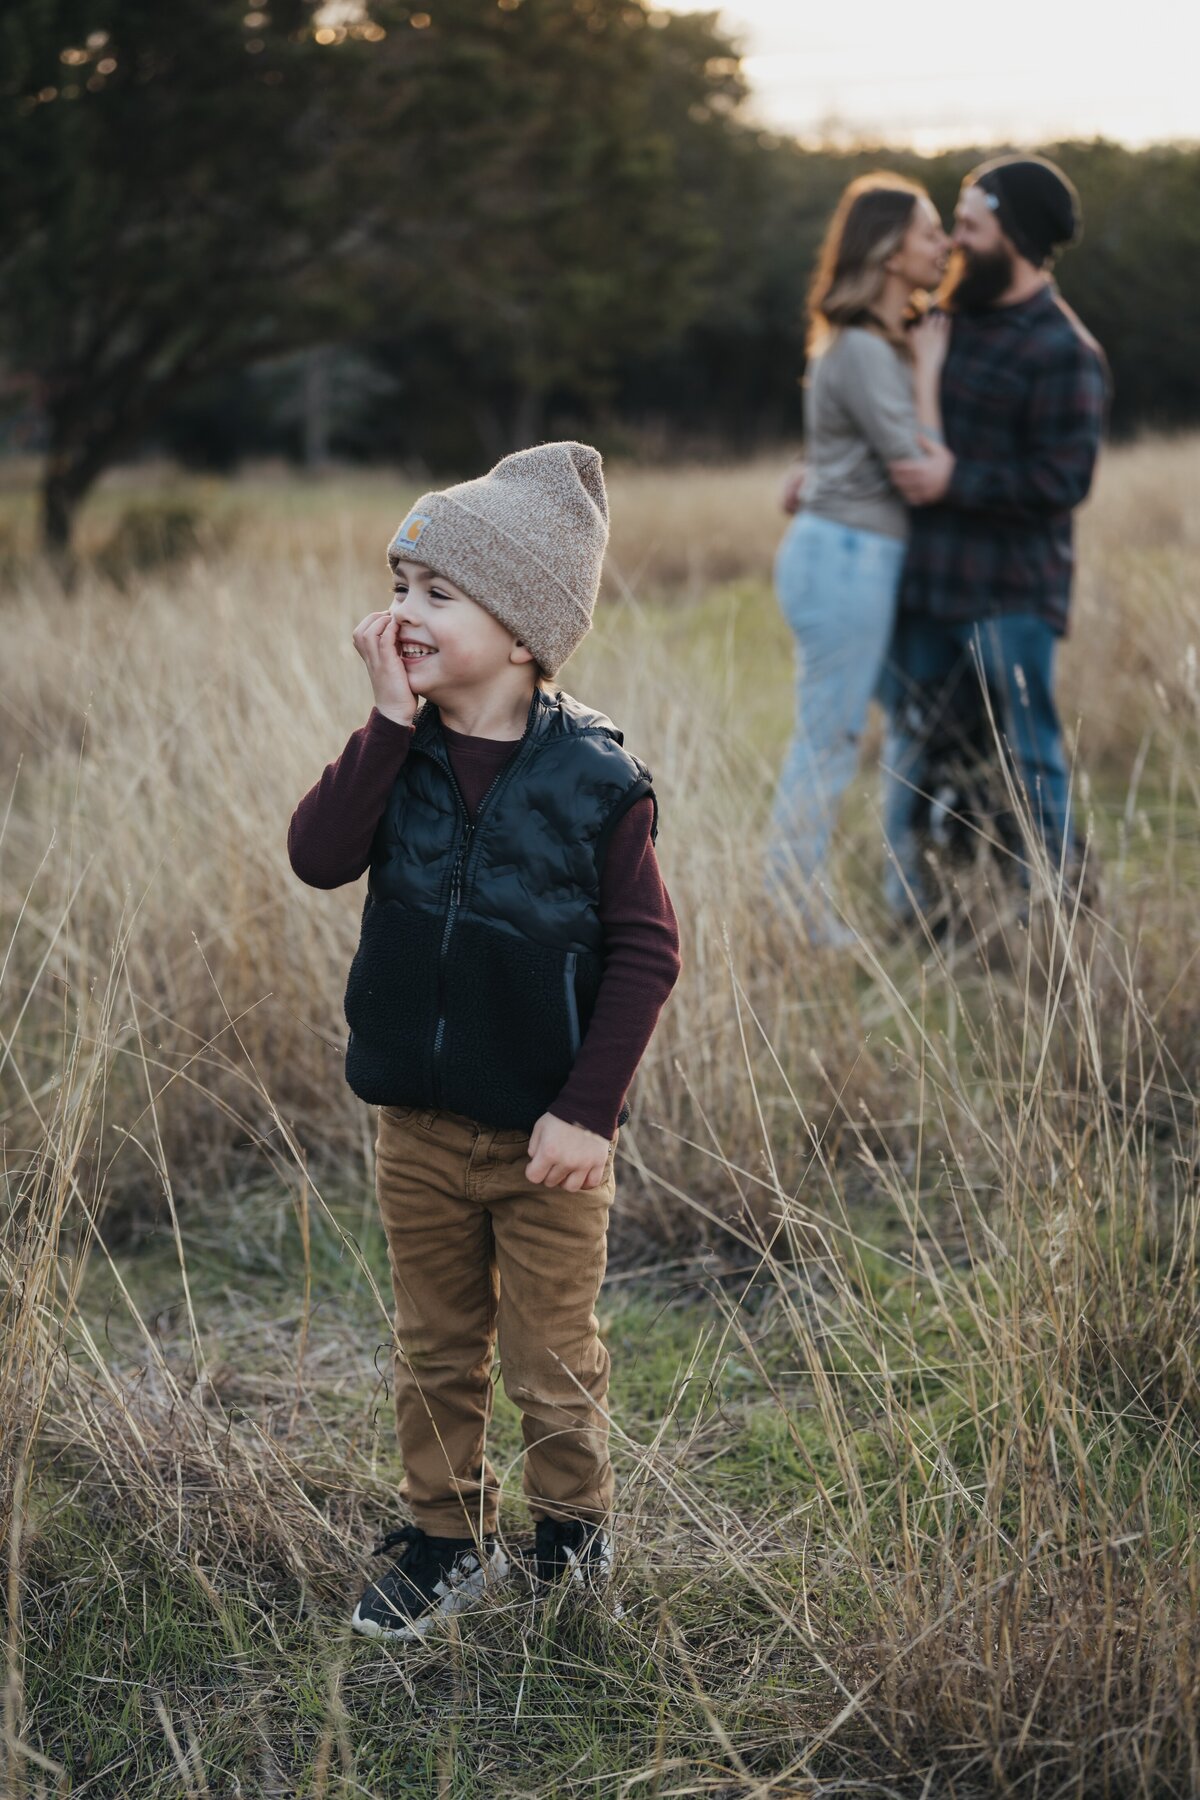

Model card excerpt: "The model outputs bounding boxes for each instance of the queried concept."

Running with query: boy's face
[387,558,536,696]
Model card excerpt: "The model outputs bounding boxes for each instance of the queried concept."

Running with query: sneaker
[532,1517,614,1595]
[351,1523,508,1641]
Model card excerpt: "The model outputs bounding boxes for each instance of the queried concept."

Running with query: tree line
[3,0,1198,558]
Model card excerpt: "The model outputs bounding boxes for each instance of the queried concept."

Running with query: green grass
[13,1167,959,1790]
[24,1209,839,1796]
[19,1152,1196,1796]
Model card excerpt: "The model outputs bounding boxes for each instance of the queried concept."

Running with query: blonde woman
[764,174,950,942]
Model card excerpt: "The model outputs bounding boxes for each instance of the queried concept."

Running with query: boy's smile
[399,638,437,664]
[387,555,540,738]
[388,560,457,672]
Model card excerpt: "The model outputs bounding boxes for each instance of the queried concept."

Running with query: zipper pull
[451,824,473,904]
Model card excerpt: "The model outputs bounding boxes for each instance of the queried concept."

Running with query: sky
[669,0,1198,152]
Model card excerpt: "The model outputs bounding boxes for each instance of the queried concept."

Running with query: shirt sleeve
[835,331,922,465]
[945,337,1107,520]
[287,708,412,889]
[546,796,682,1141]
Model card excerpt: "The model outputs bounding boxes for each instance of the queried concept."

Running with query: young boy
[288,442,681,1640]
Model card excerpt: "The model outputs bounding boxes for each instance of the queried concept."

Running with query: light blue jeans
[764,512,906,934]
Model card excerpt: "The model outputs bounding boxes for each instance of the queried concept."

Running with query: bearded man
[879,154,1108,924]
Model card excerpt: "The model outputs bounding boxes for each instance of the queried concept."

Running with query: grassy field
[2,439,1200,1796]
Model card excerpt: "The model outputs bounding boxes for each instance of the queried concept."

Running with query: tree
[347,0,753,460]
[1,0,757,547]
[0,0,379,561]
[1049,141,1200,432]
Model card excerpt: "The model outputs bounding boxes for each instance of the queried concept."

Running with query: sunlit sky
[670,0,1198,151]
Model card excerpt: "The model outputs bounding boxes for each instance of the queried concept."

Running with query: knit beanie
[969,155,1081,268]
[387,441,609,679]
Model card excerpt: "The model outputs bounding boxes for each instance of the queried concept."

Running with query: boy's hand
[352,610,417,727]
[526,1112,614,1191]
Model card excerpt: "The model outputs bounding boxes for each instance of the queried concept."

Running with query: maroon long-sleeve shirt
[288,708,681,1140]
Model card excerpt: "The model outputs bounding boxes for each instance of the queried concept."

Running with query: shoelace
[372,1523,484,1578]
[371,1523,431,1571]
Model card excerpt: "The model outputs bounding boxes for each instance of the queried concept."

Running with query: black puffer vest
[343,685,658,1132]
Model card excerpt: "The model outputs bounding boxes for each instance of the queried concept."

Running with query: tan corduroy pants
[374,1103,618,1539]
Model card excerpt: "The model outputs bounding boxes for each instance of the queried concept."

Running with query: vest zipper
[563,951,581,1059]
[429,714,540,1108]
[431,821,471,1104]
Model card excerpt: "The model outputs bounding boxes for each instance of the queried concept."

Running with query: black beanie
[969,155,1081,267]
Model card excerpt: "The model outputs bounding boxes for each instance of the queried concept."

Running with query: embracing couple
[764,154,1109,944]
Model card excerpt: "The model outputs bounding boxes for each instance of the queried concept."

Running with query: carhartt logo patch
[396,513,431,546]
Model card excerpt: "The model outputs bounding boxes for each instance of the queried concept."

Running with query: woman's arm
[887,313,955,503]
[910,312,950,442]
[835,330,923,465]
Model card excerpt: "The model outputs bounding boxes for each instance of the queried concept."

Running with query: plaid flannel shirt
[899,285,1108,635]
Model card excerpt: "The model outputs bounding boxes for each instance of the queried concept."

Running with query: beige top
[801,327,920,541]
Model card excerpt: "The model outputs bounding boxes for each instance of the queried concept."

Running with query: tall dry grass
[2,435,1197,1235]
[2,436,1200,1791]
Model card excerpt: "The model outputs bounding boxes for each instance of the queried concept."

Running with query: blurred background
[2,0,1198,558]
[5,8,1200,1794]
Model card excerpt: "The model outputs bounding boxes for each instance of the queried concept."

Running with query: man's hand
[352,610,417,726]
[890,436,956,506]
[526,1111,614,1191]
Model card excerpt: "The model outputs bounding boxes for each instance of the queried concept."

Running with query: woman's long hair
[807,173,928,357]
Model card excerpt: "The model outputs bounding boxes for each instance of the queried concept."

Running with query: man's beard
[940,244,1016,313]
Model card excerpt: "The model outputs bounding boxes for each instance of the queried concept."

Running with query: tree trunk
[469,396,509,465]
[41,466,87,581]
[40,427,108,579]
[469,384,546,463]
[302,348,331,470]
[511,385,544,450]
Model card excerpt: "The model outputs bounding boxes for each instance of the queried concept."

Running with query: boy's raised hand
[526,1112,614,1192]
[352,610,417,727]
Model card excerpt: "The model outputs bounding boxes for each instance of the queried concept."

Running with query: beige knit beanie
[387,441,609,679]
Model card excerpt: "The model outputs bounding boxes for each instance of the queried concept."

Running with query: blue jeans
[880,613,1072,917]
[765,513,907,932]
